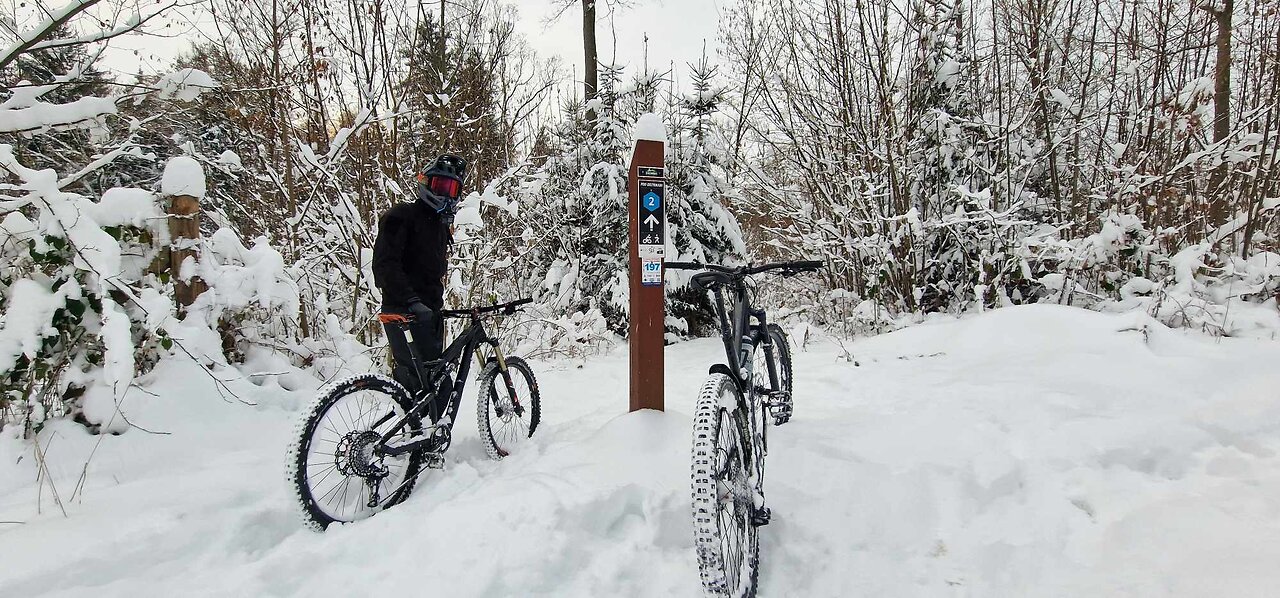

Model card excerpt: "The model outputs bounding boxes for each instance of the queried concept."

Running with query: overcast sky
[98,0,725,87]
[513,0,725,82]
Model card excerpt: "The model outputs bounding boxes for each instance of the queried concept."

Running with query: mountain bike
[285,298,541,531]
[665,260,824,598]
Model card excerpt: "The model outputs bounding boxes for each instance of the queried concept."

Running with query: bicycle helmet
[416,154,468,216]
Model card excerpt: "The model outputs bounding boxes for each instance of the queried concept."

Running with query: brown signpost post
[629,136,665,412]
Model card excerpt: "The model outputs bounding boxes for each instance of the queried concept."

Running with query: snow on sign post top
[162,157,206,199]
[632,112,668,144]
[629,115,665,413]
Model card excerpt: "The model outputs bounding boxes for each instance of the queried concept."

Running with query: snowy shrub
[187,229,300,363]
[1139,247,1280,338]
[1019,213,1279,338]
[0,146,174,435]
[499,307,615,360]
[1020,211,1163,307]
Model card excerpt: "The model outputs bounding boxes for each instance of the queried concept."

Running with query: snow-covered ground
[2,304,1279,597]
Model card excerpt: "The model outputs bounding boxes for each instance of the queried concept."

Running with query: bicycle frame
[708,279,782,400]
[372,312,518,458]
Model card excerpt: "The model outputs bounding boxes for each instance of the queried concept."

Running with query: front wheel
[286,373,424,531]
[477,355,541,460]
[691,373,760,597]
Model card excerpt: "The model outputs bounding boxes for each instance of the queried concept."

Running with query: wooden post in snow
[629,114,667,412]
[162,157,208,309]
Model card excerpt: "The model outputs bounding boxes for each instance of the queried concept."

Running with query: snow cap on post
[632,113,667,145]
[162,156,206,199]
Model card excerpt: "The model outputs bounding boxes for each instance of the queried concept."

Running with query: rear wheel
[286,374,424,531]
[477,356,541,460]
[691,373,760,597]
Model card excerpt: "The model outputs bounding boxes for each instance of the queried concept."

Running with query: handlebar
[747,260,825,275]
[665,261,732,272]
[439,298,533,319]
[665,260,825,276]
[665,259,824,292]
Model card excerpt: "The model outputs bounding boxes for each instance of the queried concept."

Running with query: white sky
[512,0,725,82]
[94,0,725,88]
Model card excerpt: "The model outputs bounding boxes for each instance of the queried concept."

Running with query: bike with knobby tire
[665,260,825,598]
[285,298,541,531]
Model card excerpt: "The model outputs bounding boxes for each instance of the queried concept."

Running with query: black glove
[407,300,434,323]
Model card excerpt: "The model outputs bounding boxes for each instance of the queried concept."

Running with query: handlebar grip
[791,260,826,270]
[664,261,701,271]
[503,298,533,314]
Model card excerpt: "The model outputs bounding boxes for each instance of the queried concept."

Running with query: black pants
[383,312,453,422]
[383,312,444,394]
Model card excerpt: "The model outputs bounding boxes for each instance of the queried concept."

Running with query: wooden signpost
[629,138,665,412]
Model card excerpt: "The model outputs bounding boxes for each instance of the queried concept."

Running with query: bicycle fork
[485,340,525,418]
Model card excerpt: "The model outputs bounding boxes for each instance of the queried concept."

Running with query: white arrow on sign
[644,214,659,230]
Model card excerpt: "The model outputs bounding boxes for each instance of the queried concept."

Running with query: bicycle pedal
[769,402,793,425]
[423,452,446,469]
[751,506,772,527]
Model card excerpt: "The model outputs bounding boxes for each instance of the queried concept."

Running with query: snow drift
[1,305,1278,597]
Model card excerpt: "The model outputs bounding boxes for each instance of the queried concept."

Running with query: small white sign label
[641,258,662,286]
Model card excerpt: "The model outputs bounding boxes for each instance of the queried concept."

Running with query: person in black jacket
[372,154,467,396]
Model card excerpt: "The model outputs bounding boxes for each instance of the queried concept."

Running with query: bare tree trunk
[583,0,598,121]
[1205,0,1234,230]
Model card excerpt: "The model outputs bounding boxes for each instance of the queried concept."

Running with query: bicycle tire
[476,356,541,460]
[765,323,794,425]
[691,373,760,597]
[286,373,424,531]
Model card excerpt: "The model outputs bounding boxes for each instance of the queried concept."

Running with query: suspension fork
[486,338,524,413]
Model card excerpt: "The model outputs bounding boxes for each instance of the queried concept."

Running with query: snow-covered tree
[665,54,747,335]
[524,65,633,333]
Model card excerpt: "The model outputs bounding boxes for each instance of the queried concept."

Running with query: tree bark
[167,195,208,309]
[1206,0,1234,229]
[583,0,598,121]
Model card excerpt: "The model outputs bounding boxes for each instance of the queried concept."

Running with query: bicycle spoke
[295,383,423,527]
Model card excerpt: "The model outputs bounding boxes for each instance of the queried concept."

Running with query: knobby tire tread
[285,373,423,532]
[476,356,541,461]
[691,373,760,598]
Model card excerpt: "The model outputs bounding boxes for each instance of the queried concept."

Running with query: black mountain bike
[286,298,541,531]
[665,260,824,598]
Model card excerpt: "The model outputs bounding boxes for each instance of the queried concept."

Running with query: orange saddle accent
[378,313,410,324]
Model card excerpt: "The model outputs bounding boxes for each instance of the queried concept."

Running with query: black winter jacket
[372,201,451,312]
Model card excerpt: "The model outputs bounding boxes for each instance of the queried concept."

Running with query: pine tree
[524,65,634,333]
[665,54,747,335]
[902,0,994,312]
[399,17,509,188]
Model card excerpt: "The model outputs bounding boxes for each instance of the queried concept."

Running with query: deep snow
[2,304,1279,597]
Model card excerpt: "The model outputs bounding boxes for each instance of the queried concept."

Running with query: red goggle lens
[428,176,461,199]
